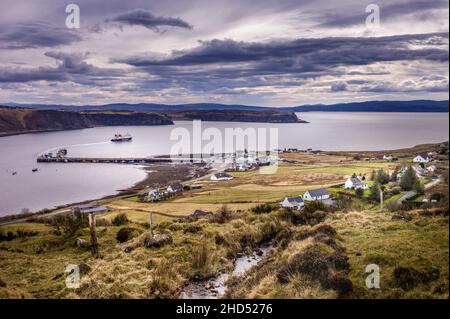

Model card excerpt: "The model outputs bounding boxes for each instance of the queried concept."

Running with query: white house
[413,154,431,163]
[344,177,369,190]
[383,154,393,161]
[426,165,437,172]
[210,172,234,181]
[280,196,304,210]
[167,183,184,193]
[148,189,165,202]
[303,188,330,201]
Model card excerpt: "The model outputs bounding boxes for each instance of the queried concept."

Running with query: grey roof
[78,205,108,214]
[418,153,430,158]
[287,196,304,204]
[306,188,329,197]
[190,210,212,218]
[214,172,232,178]
[350,177,363,185]
[168,183,183,191]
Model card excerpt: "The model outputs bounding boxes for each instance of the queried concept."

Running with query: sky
[0,0,448,106]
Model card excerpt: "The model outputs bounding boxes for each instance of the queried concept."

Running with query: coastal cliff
[0,107,173,136]
[170,109,304,123]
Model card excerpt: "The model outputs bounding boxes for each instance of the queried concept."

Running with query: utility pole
[379,188,384,211]
[149,211,154,237]
[88,213,99,257]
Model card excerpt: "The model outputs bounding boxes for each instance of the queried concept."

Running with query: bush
[355,188,364,197]
[112,213,129,226]
[50,212,88,236]
[211,205,232,224]
[251,203,277,214]
[116,227,137,243]
[304,201,327,213]
[393,266,440,291]
[191,242,210,270]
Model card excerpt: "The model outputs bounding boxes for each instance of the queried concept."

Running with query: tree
[369,183,381,201]
[413,180,424,195]
[400,166,417,191]
[375,169,389,185]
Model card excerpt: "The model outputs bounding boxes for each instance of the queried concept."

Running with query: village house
[413,153,431,163]
[383,154,393,161]
[167,183,184,194]
[71,203,108,215]
[426,165,437,172]
[303,188,330,201]
[280,196,304,210]
[344,177,369,190]
[210,172,234,181]
[147,189,165,202]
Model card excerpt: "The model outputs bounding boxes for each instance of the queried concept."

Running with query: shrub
[251,203,277,214]
[400,166,418,191]
[112,213,129,226]
[393,266,440,291]
[355,188,364,197]
[211,205,232,224]
[116,227,137,243]
[304,201,327,213]
[191,242,210,270]
[50,212,88,236]
[148,258,182,298]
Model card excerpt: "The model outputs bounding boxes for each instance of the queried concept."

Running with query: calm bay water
[0,112,448,216]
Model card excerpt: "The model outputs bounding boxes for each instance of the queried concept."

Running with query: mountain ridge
[3,100,448,113]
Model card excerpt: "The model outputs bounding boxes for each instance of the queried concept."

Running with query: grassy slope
[0,146,447,299]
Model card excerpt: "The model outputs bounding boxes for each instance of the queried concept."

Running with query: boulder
[76,238,89,248]
[144,234,173,248]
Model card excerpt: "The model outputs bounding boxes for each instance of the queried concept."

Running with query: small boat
[12,171,17,175]
[111,133,132,142]
[32,168,38,172]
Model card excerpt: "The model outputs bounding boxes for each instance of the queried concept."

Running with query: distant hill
[3,100,448,113]
[0,107,173,136]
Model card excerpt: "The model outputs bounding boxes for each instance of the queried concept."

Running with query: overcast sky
[0,0,448,106]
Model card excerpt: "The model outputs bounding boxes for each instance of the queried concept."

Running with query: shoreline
[0,141,447,224]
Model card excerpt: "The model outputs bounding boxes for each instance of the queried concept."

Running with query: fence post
[88,213,99,257]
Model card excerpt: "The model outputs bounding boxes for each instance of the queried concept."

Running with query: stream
[181,243,274,299]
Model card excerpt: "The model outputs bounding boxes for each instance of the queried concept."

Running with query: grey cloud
[0,23,82,49]
[0,51,123,84]
[106,9,193,31]
[317,1,449,28]
[331,82,348,92]
[118,33,449,69]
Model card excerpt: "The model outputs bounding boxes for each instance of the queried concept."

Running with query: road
[396,178,441,205]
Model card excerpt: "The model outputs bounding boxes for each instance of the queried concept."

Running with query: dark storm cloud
[0,23,82,49]
[118,32,449,71]
[106,9,193,31]
[317,0,449,28]
[0,51,122,84]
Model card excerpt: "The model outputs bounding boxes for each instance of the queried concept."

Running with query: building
[210,172,234,181]
[188,210,213,220]
[167,183,184,193]
[344,177,369,190]
[280,196,304,210]
[426,165,437,172]
[303,188,330,201]
[148,189,165,202]
[71,203,108,215]
[413,154,431,163]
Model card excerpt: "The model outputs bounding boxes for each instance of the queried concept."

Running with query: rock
[205,283,212,290]
[78,263,91,275]
[123,246,134,253]
[392,214,412,222]
[255,249,264,256]
[76,238,89,248]
[144,234,173,248]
